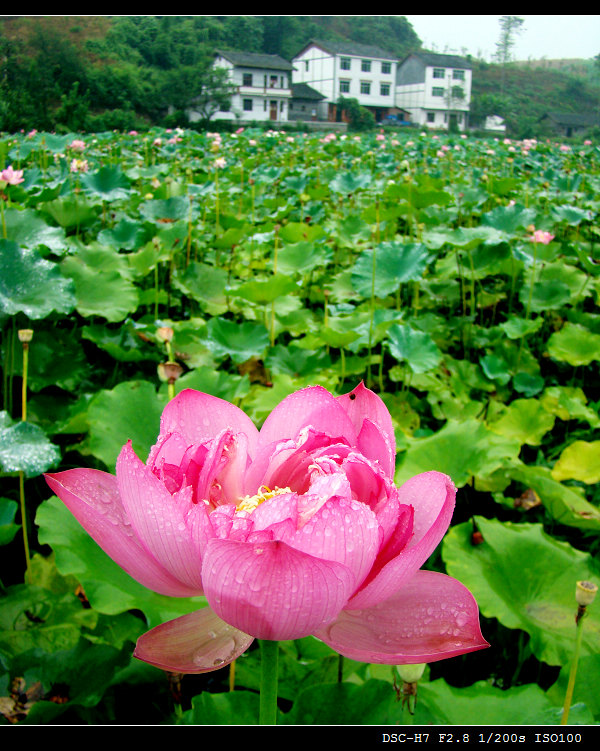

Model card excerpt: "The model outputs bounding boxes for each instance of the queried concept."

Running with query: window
[361,59,371,72]
[381,61,391,74]
[427,112,435,123]
[339,79,350,94]
[243,73,253,87]
[432,87,445,97]
[360,81,371,95]
[340,57,351,70]
[433,67,445,79]
[453,69,465,80]
[270,75,277,88]
[243,98,253,111]
[380,82,390,96]
[305,60,309,71]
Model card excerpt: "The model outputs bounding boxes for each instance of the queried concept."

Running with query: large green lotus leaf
[500,316,543,340]
[230,273,298,304]
[80,165,131,201]
[0,411,61,478]
[547,653,600,722]
[488,398,556,446]
[2,207,67,255]
[507,463,600,532]
[276,242,332,275]
[387,323,442,374]
[329,171,372,194]
[82,323,160,363]
[395,419,521,488]
[162,367,250,403]
[540,385,600,428]
[188,690,263,725]
[138,195,189,223]
[205,318,269,365]
[552,204,591,225]
[278,221,324,244]
[36,497,204,627]
[97,218,150,250]
[442,517,600,666]
[481,203,538,234]
[0,497,20,545]
[422,225,504,250]
[552,440,600,484]
[0,582,97,659]
[85,380,166,471]
[333,214,372,248]
[512,372,545,397]
[519,279,571,312]
[0,239,76,318]
[282,679,402,725]
[42,196,98,230]
[173,261,228,312]
[415,679,575,726]
[351,243,432,298]
[547,323,600,366]
[479,354,511,385]
[61,254,139,322]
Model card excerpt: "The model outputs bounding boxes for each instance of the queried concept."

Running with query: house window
[270,75,277,88]
[432,87,445,97]
[427,112,435,123]
[305,60,309,71]
[361,59,371,72]
[453,69,465,80]
[340,57,351,70]
[243,98,253,111]
[380,83,390,96]
[381,61,391,74]
[339,79,350,94]
[243,73,253,87]
[360,81,371,95]
[433,68,445,79]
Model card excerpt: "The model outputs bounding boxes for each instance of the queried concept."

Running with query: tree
[178,66,237,122]
[494,16,525,66]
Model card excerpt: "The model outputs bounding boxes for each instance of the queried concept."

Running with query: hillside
[1,15,599,137]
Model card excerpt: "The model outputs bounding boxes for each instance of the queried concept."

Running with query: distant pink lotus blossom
[0,165,25,185]
[584,139,592,146]
[69,139,86,151]
[45,384,488,673]
[530,229,554,244]
[70,158,89,173]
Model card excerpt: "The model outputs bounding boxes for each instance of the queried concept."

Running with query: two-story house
[395,52,472,131]
[291,39,399,123]
[210,49,294,123]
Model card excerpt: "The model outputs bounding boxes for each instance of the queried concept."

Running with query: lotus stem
[259,639,279,725]
[561,580,597,725]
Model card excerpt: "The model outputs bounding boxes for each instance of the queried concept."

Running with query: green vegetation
[2,15,598,138]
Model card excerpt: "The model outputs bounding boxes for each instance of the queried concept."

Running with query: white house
[210,49,294,123]
[291,39,399,123]
[395,52,472,131]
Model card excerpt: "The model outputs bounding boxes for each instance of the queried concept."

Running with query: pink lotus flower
[0,165,25,185]
[45,384,488,673]
[529,229,555,244]
[69,139,86,151]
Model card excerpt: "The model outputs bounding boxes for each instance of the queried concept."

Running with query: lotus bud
[576,580,598,607]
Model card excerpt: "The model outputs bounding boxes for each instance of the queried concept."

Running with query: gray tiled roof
[401,51,473,69]
[296,38,397,61]
[291,82,327,100]
[215,49,294,71]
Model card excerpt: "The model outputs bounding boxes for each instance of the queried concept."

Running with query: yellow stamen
[236,485,291,514]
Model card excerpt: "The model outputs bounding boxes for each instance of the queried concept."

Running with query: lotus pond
[1,126,599,726]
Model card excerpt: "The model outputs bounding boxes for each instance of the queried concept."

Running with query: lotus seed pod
[18,329,34,342]
[396,663,426,683]
[576,580,598,607]
[157,327,174,343]
[158,362,183,383]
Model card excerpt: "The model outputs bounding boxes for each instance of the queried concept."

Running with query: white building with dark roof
[395,51,472,131]
[211,49,294,122]
[291,39,399,122]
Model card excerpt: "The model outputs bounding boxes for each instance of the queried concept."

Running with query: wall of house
[292,45,397,114]
[208,55,291,122]
[395,63,471,130]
